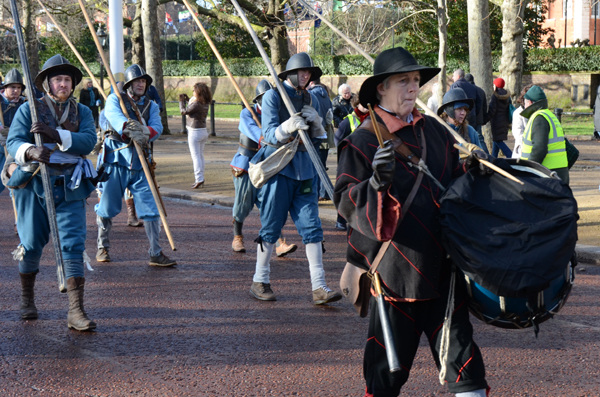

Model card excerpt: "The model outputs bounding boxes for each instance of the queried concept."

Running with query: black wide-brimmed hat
[359,47,440,108]
[34,54,83,92]
[437,87,474,116]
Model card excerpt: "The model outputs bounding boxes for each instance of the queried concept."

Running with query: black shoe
[149,252,177,267]
[250,282,276,301]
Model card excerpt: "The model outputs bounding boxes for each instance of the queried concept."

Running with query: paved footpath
[0,118,599,396]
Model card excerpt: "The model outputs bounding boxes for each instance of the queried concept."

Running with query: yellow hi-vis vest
[345,112,360,133]
[521,108,568,170]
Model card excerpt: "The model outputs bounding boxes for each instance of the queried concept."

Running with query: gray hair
[454,68,465,79]
[338,83,351,95]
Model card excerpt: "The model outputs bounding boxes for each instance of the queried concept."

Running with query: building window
[563,0,572,18]
[593,1,600,18]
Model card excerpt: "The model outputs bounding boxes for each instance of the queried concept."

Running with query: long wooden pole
[297,0,522,185]
[35,0,106,100]
[77,0,176,251]
[181,0,261,127]
[9,0,66,291]
[228,0,335,200]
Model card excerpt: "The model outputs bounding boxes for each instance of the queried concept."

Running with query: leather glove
[0,126,9,139]
[31,122,61,144]
[25,145,52,163]
[369,140,395,191]
[300,105,327,138]
[464,149,494,175]
[122,119,150,148]
[0,130,6,145]
[275,113,309,142]
[301,105,319,123]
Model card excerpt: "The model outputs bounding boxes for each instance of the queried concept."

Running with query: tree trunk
[22,0,39,78]
[467,0,493,149]
[435,0,448,105]
[142,0,169,133]
[499,0,527,102]
[266,0,289,72]
[131,0,145,67]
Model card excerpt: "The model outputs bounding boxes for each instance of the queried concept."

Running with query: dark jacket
[486,88,511,141]
[79,87,102,109]
[332,95,354,127]
[334,107,464,300]
[308,83,334,148]
[450,78,477,126]
[183,99,209,129]
[520,99,569,184]
[473,84,487,128]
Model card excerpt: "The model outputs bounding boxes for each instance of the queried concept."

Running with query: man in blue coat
[95,64,176,267]
[230,79,297,256]
[6,55,97,331]
[248,52,342,305]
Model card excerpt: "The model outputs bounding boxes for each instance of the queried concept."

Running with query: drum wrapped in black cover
[440,158,578,298]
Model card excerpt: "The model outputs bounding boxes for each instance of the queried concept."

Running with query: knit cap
[493,77,505,89]
[524,85,546,102]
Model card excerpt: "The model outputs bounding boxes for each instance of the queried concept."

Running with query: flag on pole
[165,12,173,25]
[178,10,192,23]
[314,2,322,28]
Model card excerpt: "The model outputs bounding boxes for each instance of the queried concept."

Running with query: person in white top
[511,84,532,159]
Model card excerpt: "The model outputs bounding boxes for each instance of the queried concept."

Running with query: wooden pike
[77,0,176,251]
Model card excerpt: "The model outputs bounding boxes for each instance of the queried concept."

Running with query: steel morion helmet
[123,64,153,94]
[437,87,474,119]
[34,54,83,93]
[277,52,322,88]
[0,68,25,90]
[253,79,273,104]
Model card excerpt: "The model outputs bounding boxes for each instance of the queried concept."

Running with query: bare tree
[22,0,39,77]
[467,0,493,146]
[499,0,527,102]
[142,0,168,132]
[178,0,290,71]
[131,0,144,66]
[435,0,448,106]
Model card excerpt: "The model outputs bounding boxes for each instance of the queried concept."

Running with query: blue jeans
[492,140,512,158]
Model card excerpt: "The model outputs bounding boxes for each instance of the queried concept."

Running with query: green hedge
[5,46,600,79]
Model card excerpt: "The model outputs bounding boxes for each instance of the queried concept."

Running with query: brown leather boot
[20,272,38,320]
[66,277,96,331]
[232,235,246,252]
[126,198,143,227]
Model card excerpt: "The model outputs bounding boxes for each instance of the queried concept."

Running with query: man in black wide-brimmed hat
[333,47,489,396]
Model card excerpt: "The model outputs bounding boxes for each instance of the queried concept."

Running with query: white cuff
[275,125,291,143]
[15,143,35,165]
[56,128,72,151]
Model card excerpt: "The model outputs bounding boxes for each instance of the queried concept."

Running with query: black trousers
[364,275,488,396]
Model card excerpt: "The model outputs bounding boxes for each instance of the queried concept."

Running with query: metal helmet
[123,64,153,94]
[253,79,272,103]
[34,54,83,92]
[277,52,322,88]
[437,87,474,119]
[0,68,25,90]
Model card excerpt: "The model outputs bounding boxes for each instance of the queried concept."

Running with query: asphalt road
[0,119,599,396]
